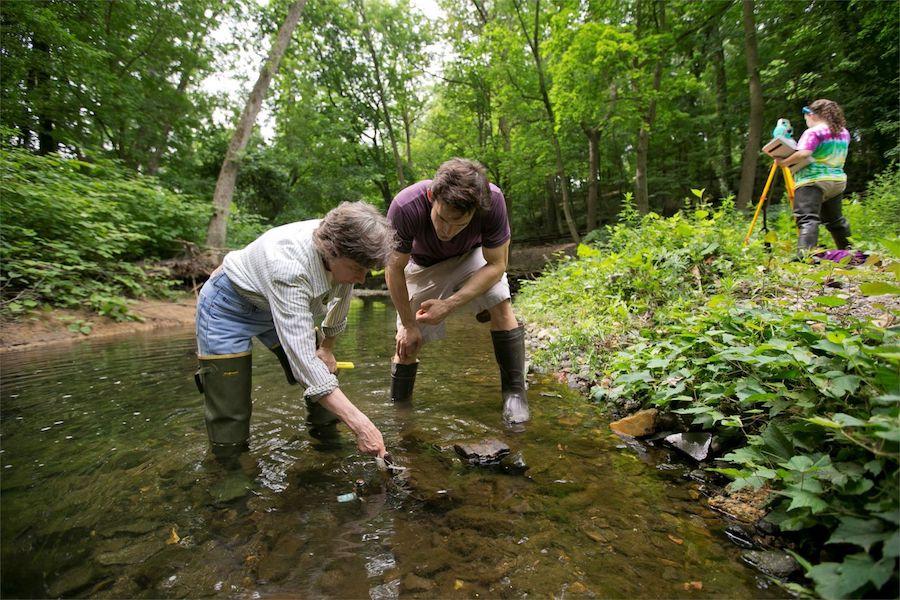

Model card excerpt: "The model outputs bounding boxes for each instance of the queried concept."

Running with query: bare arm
[385,250,422,361]
[317,387,386,457]
[386,251,415,327]
[415,240,510,325]
[777,148,812,167]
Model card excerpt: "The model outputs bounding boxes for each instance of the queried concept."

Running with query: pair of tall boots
[794,191,852,257]
[391,325,530,426]
[195,346,339,459]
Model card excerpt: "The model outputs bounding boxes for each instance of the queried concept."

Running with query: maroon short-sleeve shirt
[387,180,511,267]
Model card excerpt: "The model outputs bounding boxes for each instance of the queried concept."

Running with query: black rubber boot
[794,186,822,257]
[196,354,252,458]
[269,344,298,385]
[491,325,530,426]
[391,362,418,403]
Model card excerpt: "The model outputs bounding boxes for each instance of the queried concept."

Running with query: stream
[0,297,781,598]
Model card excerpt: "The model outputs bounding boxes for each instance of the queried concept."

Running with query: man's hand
[396,324,422,361]
[316,347,337,373]
[415,298,453,326]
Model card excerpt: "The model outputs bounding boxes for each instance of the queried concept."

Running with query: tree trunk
[355,0,405,189]
[736,0,763,210]
[583,124,599,231]
[544,176,558,233]
[513,0,579,243]
[31,38,55,155]
[633,0,666,215]
[711,19,733,197]
[204,0,307,253]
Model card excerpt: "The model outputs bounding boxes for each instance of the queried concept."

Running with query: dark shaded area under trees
[2,0,897,247]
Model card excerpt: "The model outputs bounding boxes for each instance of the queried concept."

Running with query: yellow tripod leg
[744,161,779,246]
[782,166,796,210]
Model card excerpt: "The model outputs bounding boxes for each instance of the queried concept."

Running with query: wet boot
[305,398,340,442]
[491,326,530,426]
[195,354,253,459]
[826,219,852,250]
[391,362,418,403]
[796,225,820,259]
[269,344,298,385]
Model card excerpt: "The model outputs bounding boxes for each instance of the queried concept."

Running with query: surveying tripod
[742,160,796,246]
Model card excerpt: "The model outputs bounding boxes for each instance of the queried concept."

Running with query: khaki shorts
[398,248,511,344]
[796,179,846,201]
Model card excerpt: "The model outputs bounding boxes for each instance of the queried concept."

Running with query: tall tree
[736,0,763,210]
[512,0,580,243]
[205,0,307,252]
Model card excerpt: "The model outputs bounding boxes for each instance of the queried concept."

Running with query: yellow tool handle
[335,361,355,370]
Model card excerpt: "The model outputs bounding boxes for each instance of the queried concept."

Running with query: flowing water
[1,298,781,598]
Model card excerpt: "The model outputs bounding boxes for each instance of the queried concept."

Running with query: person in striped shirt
[195,202,395,459]
[776,99,852,256]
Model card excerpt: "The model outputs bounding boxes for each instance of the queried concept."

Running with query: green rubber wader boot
[196,354,252,458]
[491,325,530,425]
[391,362,418,403]
[305,398,340,441]
[269,344,298,385]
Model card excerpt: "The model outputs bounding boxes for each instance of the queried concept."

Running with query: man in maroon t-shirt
[385,158,529,426]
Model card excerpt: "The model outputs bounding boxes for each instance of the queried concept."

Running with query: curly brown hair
[809,99,846,137]
[430,158,491,213]
[313,201,396,269]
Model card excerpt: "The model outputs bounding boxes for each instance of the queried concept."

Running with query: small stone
[741,550,800,578]
[96,538,165,566]
[569,581,588,594]
[724,525,756,549]
[453,439,510,466]
[664,432,713,461]
[610,409,659,437]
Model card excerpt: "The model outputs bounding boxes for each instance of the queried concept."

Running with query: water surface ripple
[1,298,779,598]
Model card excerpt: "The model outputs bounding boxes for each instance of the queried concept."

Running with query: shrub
[0,146,210,319]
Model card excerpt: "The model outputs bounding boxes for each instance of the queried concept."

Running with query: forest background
[2,0,898,319]
[2,1,899,597]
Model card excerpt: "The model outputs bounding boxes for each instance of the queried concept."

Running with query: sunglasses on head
[802,106,814,115]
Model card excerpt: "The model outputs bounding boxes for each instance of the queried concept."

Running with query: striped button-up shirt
[222,220,353,400]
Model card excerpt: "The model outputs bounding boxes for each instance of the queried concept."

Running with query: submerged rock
[402,573,435,592]
[610,409,658,438]
[741,550,800,578]
[453,439,510,466]
[498,451,529,474]
[664,432,713,461]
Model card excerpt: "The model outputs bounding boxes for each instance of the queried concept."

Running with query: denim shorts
[195,271,282,357]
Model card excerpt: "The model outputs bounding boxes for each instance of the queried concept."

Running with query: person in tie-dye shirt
[777,99,852,255]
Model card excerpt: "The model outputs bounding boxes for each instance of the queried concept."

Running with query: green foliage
[518,195,765,359]
[843,164,900,251]
[519,190,900,597]
[0,145,210,319]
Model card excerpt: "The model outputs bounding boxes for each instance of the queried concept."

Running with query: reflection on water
[1,298,778,598]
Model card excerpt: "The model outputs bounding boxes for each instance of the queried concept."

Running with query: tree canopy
[2,0,897,241]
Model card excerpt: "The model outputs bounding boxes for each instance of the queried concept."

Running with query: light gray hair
[313,201,396,269]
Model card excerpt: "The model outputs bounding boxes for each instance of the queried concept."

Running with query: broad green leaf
[832,413,866,427]
[807,416,842,429]
[859,282,900,296]
[808,554,878,599]
[786,488,828,514]
[814,295,848,307]
[827,517,886,552]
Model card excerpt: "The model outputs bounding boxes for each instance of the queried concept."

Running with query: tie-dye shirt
[794,123,850,186]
